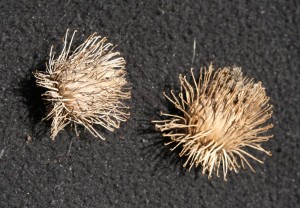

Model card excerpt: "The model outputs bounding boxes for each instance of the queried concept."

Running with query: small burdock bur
[153,64,273,180]
[34,30,131,140]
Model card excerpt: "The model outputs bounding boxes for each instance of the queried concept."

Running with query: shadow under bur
[138,89,202,178]
[17,59,50,140]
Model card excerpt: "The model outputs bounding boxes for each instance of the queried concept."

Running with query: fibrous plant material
[153,64,273,180]
[34,30,131,140]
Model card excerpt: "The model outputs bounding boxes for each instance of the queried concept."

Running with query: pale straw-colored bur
[153,64,273,180]
[34,30,131,140]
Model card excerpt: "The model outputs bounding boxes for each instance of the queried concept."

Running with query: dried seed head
[153,64,273,180]
[34,30,131,140]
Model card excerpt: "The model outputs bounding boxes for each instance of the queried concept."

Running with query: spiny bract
[34,30,131,140]
[153,64,273,180]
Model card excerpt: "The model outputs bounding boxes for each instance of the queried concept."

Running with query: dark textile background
[0,0,299,207]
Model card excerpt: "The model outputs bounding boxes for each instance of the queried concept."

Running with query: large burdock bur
[34,30,131,140]
[153,64,273,180]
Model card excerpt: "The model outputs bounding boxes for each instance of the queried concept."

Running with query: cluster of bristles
[34,30,130,140]
[34,30,273,180]
[153,64,273,180]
